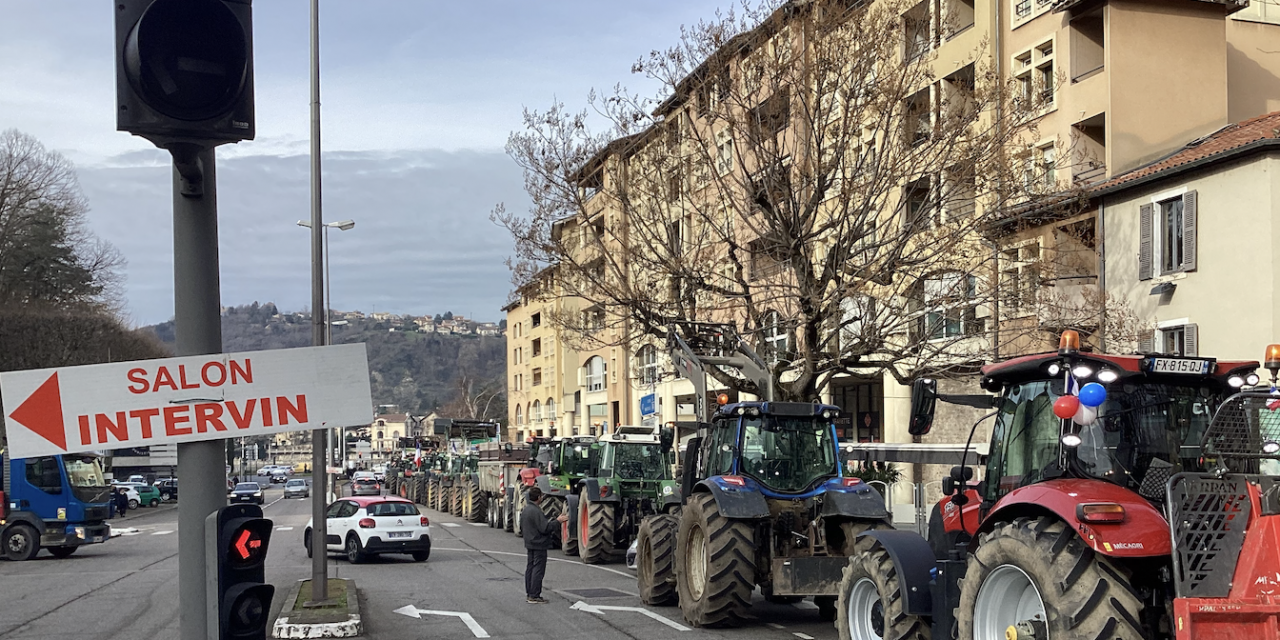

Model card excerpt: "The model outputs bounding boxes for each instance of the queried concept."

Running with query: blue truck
[1,451,114,560]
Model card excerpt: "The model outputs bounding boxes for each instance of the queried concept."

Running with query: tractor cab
[596,426,674,482]
[691,399,845,496]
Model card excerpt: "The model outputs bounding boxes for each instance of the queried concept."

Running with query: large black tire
[637,514,679,606]
[504,493,515,533]
[466,481,487,523]
[514,489,528,537]
[450,486,463,516]
[957,517,1145,640]
[579,493,621,564]
[675,493,756,627]
[486,497,498,528]
[48,546,77,559]
[4,524,39,561]
[837,543,930,640]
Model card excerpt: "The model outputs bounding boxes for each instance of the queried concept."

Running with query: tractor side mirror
[659,427,675,450]
[909,378,939,436]
[503,443,513,455]
[681,437,702,502]
[941,476,955,496]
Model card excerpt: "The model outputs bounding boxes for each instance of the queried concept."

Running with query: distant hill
[143,303,507,418]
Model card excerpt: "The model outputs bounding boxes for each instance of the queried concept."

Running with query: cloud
[77,148,528,326]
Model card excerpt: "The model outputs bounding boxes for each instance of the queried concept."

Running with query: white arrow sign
[393,605,489,638]
[570,600,690,631]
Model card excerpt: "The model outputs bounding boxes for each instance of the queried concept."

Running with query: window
[532,400,542,422]
[376,431,383,440]
[716,130,735,176]
[531,313,541,328]
[760,310,791,364]
[582,306,605,332]
[904,1,932,60]
[1071,11,1105,80]
[515,405,523,425]
[25,457,62,495]
[1025,144,1056,192]
[637,345,659,386]
[546,399,556,421]
[1138,191,1198,280]
[947,0,975,35]
[919,273,980,340]
[749,238,787,281]
[585,356,607,392]
[1014,41,1055,108]
[1001,242,1041,313]
[905,89,932,145]
[666,220,683,257]
[903,177,934,229]
[532,368,542,387]
[839,295,875,353]
[750,90,791,142]
[1144,324,1199,357]
[532,338,542,357]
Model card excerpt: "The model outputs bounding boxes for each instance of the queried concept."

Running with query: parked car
[154,478,178,502]
[270,469,289,484]
[120,482,161,507]
[350,477,381,496]
[229,482,265,505]
[303,497,430,563]
[127,474,147,484]
[284,478,310,499]
[111,484,141,510]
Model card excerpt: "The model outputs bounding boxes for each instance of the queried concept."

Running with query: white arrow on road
[393,605,490,638]
[570,600,690,632]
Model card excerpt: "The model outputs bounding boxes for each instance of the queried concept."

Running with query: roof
[373,413,409,424]
[1055,0,1245,14]
[1092,110,1280,195]
[345,495,412,507]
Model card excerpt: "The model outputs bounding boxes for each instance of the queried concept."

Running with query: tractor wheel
[579,493,621,564]
[514,489,527,537]
[832,519,890,557]
[676,493,755,627]
[637,514,679,606]
[503,494,515,532]
[486,498,497,528]
[957,517,1145,640]
[467,482,487,523]
[837,543,930,640]
[541,494,564,520]
[450,487,464,516]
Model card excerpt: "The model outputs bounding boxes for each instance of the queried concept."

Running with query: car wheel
[345,535,366,564]
[128,499,139,510]
[160,492,171,502]
[150,499,159,508]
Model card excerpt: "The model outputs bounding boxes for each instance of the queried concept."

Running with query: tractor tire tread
[676,494,755,627]
[638,514,679,606]
[581,498,622,564]
[836,543,930,640]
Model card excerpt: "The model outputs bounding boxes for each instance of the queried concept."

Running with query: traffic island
[272,578,362,638]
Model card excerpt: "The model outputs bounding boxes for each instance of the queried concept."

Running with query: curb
[271,578,362,639]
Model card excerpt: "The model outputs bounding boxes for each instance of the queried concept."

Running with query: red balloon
[1053,395,1081,419]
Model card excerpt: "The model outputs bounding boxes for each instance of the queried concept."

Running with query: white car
[304,496,430,564]
[111,484,141,510]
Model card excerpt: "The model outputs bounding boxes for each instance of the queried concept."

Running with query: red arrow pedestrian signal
[210,505,273,639]
[233,528,263,561]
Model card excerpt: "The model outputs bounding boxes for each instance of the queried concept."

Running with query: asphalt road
[0,484,842,640]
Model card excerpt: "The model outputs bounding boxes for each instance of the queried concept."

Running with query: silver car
[351,477,381,496]
[284,478,310,499]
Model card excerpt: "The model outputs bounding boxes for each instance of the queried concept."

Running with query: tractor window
[740,416,838,493]
[986,381,1062,501]
[560,443,596,476]
[25,457,63,495]
[606,444,671,480]
[1076,383,1219,493]
[706,418,739,476]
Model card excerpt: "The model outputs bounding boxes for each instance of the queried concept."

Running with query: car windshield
[356,478,377,484]
[604,443,669,480]
[366,501,418,517]
[234,483,259,491]
[739,416,838,493]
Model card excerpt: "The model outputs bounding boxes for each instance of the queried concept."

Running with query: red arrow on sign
[8,373,66,451]
[234,528,257,560]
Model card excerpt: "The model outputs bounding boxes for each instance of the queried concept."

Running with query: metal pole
[308,0,330,605]
[324,229,337,502]
[173,146,226,640]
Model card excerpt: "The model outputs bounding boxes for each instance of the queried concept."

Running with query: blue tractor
[634,325,890,627]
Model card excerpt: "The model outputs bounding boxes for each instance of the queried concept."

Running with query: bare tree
[441,371,506,422]
[496,0,1093,401]
[0,129,126,313]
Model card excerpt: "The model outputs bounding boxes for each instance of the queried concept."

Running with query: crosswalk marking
[276,526,294,531]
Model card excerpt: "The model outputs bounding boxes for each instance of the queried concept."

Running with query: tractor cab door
[985,381,1063,502]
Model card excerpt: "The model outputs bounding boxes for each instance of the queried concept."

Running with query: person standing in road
[520,487,567,604]
[114,487,129,518]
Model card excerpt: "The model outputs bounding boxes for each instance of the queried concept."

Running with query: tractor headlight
[1248,374,1262,386]
[662,486,673,496]
[1072,365,1093,379]
[1097,370,1118,383]
[1264,441,1280,455]
[1229,376,1245,388]
[822,409,833,419]
[1047,363,1061,376]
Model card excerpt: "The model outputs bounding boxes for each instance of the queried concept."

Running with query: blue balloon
[1078,382,1107,407]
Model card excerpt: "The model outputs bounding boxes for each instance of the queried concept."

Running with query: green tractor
[533,435,599,554]
[569,425,682,564]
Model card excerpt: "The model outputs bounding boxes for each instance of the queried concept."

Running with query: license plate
[1148,358,1212,375]
[387,531,412,539]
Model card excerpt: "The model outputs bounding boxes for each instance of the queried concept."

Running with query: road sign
[640,393,657,417]
[1,344,372,459]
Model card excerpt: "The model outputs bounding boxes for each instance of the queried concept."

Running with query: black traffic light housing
[114,0,255,148]
[207,504,274,640]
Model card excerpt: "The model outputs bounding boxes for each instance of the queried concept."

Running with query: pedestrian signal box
[207,504,274,640]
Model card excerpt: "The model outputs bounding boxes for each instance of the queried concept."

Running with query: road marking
[276,526,294,531]
[151,530,173,536]
[766,623,786,629]
[393,605,489,638]
[440,523,461,528]
[111,527,141,537]
[468,523,487,527]
[794,634,815,640]
[571,600,690,632]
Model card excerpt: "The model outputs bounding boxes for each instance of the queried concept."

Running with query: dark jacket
[520,501,558,550]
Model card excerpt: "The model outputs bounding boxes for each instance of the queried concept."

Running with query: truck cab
[1,452,114,560]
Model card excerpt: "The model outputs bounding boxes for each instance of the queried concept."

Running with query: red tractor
[836,331,1274,640]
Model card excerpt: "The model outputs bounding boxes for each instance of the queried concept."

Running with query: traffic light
[207,504,274,640]
[114,0,255,146]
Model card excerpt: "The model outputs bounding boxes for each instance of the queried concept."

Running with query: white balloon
[1072,403,1098,427]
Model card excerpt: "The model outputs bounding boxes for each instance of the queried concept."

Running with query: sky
[1,0,731,326]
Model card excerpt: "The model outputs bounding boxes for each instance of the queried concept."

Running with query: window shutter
[1139,329,1155,354]
[1182,190,1197,272]
[1139,203,1154,281]
[1183,323,1198,357]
